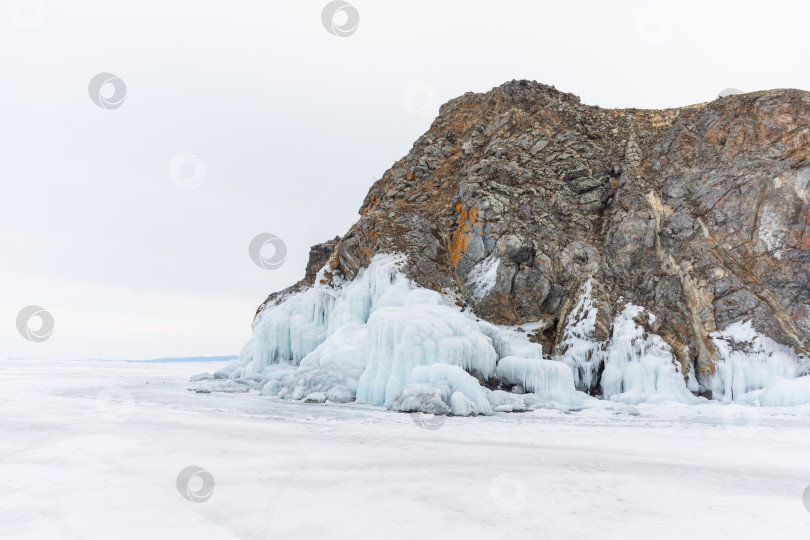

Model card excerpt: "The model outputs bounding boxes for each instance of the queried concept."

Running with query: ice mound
[485,389,529,412]
[356,304,497,406]
[389,365,494,416]
[496,356,587,406]
[708,321,810,403]
[600,305,701,405]
[277,323,368,402]
[755,376,810,407]
[408,364,493,414]
[389,382,453,415]
[221,254,499,411]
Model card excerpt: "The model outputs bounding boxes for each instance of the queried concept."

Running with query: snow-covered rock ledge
[194,255,810,414]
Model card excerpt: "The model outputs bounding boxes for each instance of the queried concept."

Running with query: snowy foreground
[4,359,810,539]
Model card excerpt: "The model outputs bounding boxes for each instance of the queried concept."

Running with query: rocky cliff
[259,80,810,398]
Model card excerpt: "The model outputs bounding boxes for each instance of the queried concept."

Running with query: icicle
[708,321,809,403]
[556,280,607,393]
[600,305,699,404]
[495,356,585,406]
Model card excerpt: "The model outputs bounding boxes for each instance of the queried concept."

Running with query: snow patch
[466,255,499,301]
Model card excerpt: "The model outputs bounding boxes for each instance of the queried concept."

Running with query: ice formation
[599,305,700,404]
[389,364,494,416]
[219,254,499,413]
[557,280,606,393]
[356,303,497,406]
[277,323,368,402]
[485,389,529,412]
[206,254,810,413]
[555,283,698,404]
[388,382,453,415]
[755,376,810,407]
[496,356,586,406]
[708,321,810,403]
[478,321,544,360]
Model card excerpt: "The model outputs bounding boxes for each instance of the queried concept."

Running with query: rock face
[259,80,810,396]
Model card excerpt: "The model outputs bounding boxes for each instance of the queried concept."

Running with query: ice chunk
[190,380,253,393]
[485,389,527,412]
[709,321,808,401]
[388,382,451,415]
[600,305,699,404]
[260,380,282,397]
[409,364,493,414]
[495,356,586,406]
[449,391,478,416]
[389,364,493,415]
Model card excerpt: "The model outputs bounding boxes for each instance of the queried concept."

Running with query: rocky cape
[257,80,810,400]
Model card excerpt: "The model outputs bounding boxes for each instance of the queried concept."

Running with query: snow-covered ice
[3,359,810,540]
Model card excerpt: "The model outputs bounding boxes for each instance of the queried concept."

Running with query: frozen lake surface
[3,359,810,539]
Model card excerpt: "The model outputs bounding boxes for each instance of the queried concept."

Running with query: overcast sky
[2,0,808,360]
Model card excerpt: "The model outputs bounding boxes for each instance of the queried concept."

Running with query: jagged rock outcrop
[259,80,810,395]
